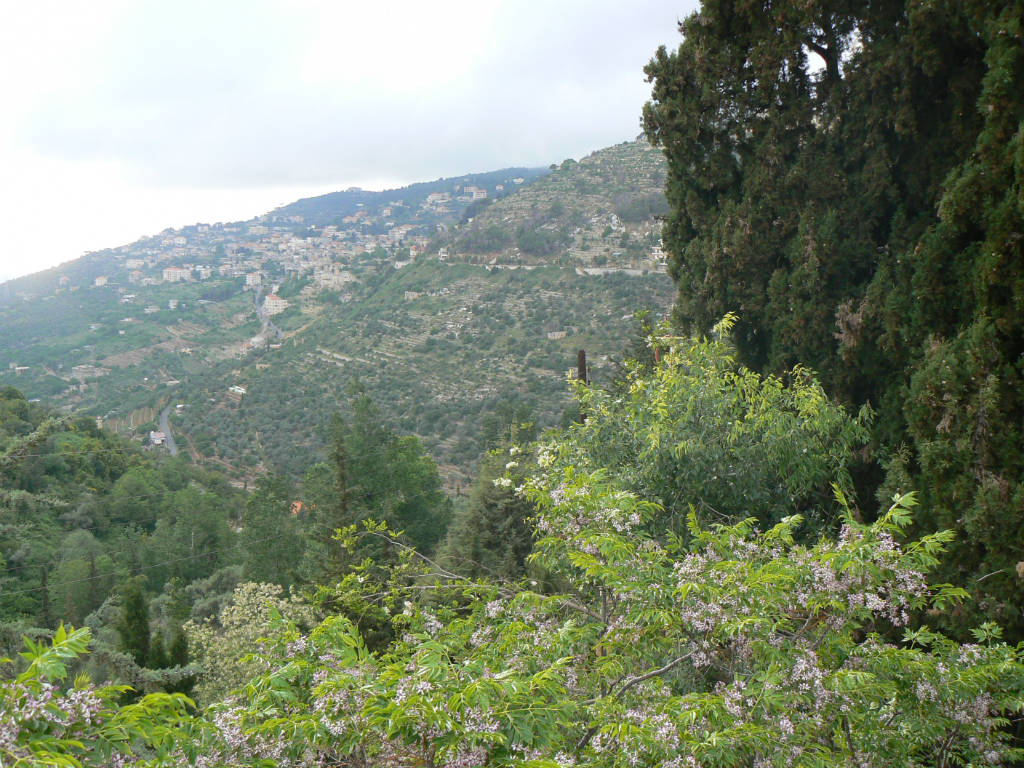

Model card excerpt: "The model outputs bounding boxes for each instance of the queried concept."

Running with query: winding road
[159,405,179,456]
[155,284,279,459]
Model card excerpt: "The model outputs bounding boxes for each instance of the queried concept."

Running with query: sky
[0,0,697,283]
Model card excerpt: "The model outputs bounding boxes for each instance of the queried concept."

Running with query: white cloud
[0,0,695,282]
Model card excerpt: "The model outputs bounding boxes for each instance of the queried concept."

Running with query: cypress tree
[167,627,194,696]
[644,0,1024,639]
[117,580,150,667]
[148,629,169,670]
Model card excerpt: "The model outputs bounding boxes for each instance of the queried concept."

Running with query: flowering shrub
[5,329,1023,766]
[557,314,872,536]
[0,624,191,767]
[156,475,1023,767]
[183,582,319,706]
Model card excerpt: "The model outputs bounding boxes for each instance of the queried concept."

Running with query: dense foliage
[4,330,1023,767]
[560,316,871,537]
[644,0,1024,638]
[3,2,1024,760]
[0,387,245,639]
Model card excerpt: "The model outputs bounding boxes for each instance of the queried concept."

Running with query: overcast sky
[0,0,696,283]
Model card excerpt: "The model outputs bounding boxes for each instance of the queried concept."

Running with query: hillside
[0,140,673,488]
[271,166,549,227]
[447,139,668,270]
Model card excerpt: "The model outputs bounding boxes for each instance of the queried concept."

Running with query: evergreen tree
[166,626,194,696]
[644,0,1024,639]
[299,415,351,583]
[148,629,169,670]
[117,580,150,667]
[241,475,303,589]
[315,383,452,564]
[439,447,533,581]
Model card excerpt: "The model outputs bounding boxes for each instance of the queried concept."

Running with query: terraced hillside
[447,139,668,270]
[0,139,673,488]
[168,260,672,488]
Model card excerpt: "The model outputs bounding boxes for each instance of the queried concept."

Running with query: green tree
[182,581,317,706]
[439,446,534,580]
[241,475,303,589]
[564,316,870,537]
[643,0,1024,638]
[166,626,194,696]
[161,335,1023,767]
[116,580,150,667]
[298,414,352,584]
[6,342,1024,767]
[317,383,452,565]
[148,628,169,670]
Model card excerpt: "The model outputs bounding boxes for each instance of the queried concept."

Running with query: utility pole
[577,349,589,423]
[40,566,52,629]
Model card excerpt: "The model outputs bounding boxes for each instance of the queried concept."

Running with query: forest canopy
[3,0,1024,763]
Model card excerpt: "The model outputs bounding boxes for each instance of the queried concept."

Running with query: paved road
[159,405,179,456]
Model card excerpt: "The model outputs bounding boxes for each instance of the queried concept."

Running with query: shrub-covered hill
[447,138,669,269]
[270,166,550,228]
[0,386,246,635]
[169,259,673,487]
[4,326,1023,767]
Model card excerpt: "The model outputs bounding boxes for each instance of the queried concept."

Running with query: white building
[162,267,191,282]
[263,293,289,316]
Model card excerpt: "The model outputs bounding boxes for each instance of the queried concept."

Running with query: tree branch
[576,650,694,753]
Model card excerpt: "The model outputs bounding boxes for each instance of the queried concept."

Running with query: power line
[0,533,279,598]
[1,422,491,582]
[0,472,460,599]
[0,436,421,464]
[0,481,458,581]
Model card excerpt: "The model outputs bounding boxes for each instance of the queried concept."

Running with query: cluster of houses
[72,177,527,299]
[86,194,437,290]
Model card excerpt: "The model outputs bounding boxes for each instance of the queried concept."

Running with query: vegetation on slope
[448,139,668,269]
[4,325,1022,767]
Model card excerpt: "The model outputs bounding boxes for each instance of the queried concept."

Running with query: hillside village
[5,141,666,311]
[0,140,674,488]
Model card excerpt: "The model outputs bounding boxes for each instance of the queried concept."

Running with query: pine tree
[148,629,169,669]
[241,475,303,589]
[439,447,533,580]
[166,626,194,696]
